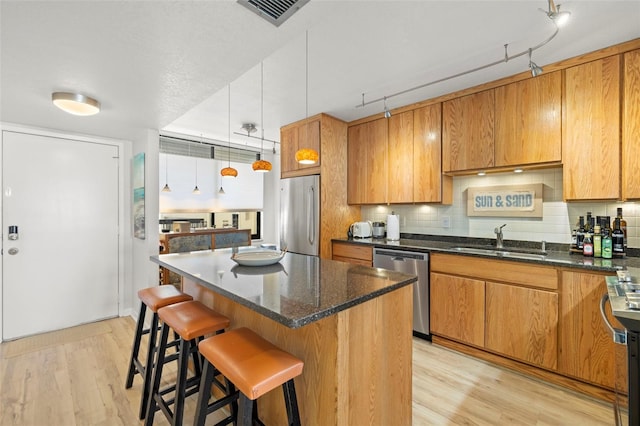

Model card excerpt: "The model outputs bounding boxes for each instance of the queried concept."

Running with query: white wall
[362,168,639,248]
[159,154,264,212]
[261,150,281,246]
[130,129,161,319]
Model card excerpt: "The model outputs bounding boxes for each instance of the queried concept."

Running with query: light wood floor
[0,317,624,425]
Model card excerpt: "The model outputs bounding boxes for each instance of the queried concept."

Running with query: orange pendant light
[221,84,238,178]
[295,148,318,165]
[295,30,319,165]
[252,61,272,173]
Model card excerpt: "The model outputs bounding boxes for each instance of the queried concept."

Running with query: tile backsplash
[361,168,639,249]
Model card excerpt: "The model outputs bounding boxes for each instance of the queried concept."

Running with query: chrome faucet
[494,224,507,248]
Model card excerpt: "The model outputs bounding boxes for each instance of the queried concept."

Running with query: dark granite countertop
[333,235,640,272]
[150,249,417,329]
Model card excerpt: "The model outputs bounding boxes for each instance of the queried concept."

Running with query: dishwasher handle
[600,294,627,345]
[374,249,426,261]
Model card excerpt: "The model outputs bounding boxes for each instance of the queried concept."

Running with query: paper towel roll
[387,214,400,241]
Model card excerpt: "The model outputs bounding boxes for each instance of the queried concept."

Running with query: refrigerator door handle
[308,186,315,245]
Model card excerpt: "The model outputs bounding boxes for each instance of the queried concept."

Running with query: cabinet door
[347,118,388,204]
[442,90,494,172]
[623,49,640,200]
[495,72,562,167]
[388,111,414,203]
[564,56,620,200]
[485,282,558,370]
[559,271,627,390]
[413,104,450,203]
[280,118,321,178]
[280,125,300,176]
[430,272,485,347]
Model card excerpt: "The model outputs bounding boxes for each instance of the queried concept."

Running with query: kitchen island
[151,249,417,425]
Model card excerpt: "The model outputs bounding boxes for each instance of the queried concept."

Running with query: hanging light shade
[253,61,272,173]
[295,148,319,165]
[252,159,272,172]
[295,30,319,165]
[221,84,238,178]
[161,150,171,192]
[221,166,238,178]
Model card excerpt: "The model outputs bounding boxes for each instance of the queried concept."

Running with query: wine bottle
[602,227,613,259]
[583,231,593,257]
[576,216,585,251]
[616,207,628,251]
[593,223,602,258]
[612,217,625,257]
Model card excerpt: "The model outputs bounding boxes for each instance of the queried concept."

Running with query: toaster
[350,221,373,238]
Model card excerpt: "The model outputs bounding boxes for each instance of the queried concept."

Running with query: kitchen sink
[451,246,548,260]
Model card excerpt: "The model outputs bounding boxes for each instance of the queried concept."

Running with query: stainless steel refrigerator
[280,175,320,256]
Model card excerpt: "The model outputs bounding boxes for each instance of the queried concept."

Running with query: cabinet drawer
[332,242,373,262]
[431,253,557,290]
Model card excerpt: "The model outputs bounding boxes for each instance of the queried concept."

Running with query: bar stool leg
[172,337,190,426]
[125,301,146,389]
[139,312,159,419]
[238,393,254,426]
[144,322,170,426]
[283,380,301,426]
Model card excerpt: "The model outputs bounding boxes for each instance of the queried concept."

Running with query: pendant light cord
[305,30,309,121]
[261,61,265,155]
[228,84,231,167]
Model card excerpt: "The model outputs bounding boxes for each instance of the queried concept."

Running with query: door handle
[600,294,626,344]
[8,247,19,255]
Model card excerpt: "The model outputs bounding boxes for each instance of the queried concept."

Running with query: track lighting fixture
[542,0,570,27]
[383,97,391,119]
[528,48,544,77]
[357,0,571,110]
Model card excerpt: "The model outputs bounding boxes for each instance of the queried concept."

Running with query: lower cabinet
[485,281,558,370]
[331,241,373,266]
[430,252,624,400]
[559,270,627,390]
[430,272,485,347]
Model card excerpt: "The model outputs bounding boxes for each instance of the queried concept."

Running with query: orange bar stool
[125,285,193,419]
[144,300,231,426]
[194,327,304,426]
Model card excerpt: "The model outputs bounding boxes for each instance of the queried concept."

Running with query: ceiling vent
[237,0,310,27]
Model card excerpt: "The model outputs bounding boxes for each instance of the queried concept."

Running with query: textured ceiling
[2,1,639,151]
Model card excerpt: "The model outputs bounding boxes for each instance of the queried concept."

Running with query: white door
[2,131,120,340]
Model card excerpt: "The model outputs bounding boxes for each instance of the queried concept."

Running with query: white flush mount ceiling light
[51,92,100,116]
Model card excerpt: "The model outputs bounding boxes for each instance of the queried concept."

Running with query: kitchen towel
[387,214,400,241]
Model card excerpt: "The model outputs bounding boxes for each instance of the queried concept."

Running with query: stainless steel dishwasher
[373,248,430,339]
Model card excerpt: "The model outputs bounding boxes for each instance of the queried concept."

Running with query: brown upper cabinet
[494,71,562,167]
[348,105,451,205]
[563,55,621,201]
[623,49,640,200]
[413,104,452,203]
[347,117,388,204]
[387,111,414,203]
[280,116,321,178]
[442,90,495,173]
